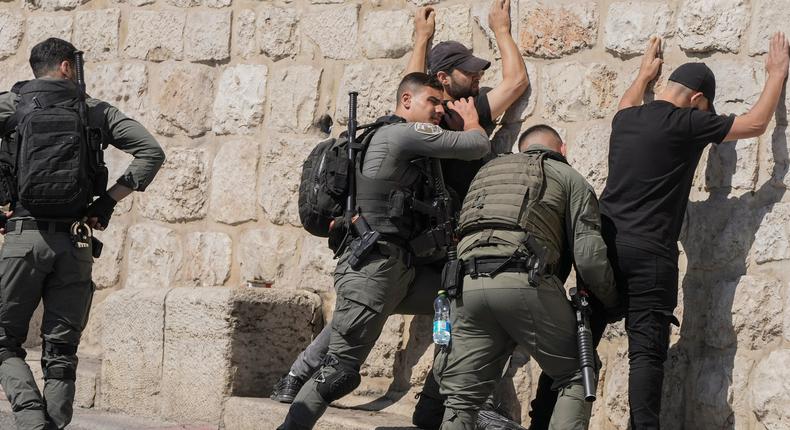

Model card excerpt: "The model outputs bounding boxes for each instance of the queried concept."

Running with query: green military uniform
[279,117,490,430]
[0,79,164,430]
[437,147,618,430]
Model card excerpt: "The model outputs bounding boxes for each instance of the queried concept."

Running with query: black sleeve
[477,93,496,135]
[688,110,735,148]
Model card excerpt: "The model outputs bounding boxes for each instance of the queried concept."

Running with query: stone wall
[0,0,788,428]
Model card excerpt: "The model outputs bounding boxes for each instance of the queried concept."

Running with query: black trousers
[528,244,678,430]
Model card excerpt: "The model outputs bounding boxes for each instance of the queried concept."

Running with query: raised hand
[488,0,511,35]
[638,36,663,83]
[765,31,790,79]
[415,6,436,42]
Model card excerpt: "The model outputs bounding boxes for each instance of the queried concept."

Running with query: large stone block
[238,228,300,285]
[708,60,764,116]
[472,0,519,52]
[234,9,257,59]
[259,135,314,226]
[542,62,618,122]
[301,5,358,60]
[110,0,154,5]
[682,201,757,271]
[257,6,299,61]
[360,315,405,380]
[213,64,267,135]
[677,0,748,53]
[184,10,231,62]
[748,0,790,55]
[74,9,120,62]
[210,140,259,225]
[751,349,790,428]
[125,223,182,289]
[124,10,185,62]
[180,232,232,287]
[87,62,148,123]
[267,65,322,133]
[602,345,630,429]
[0,11,24,60]
[138,147,209,222]
[99,288,170,416]
[161,288,322,422]
[92,224,127,289]
[335,63,402,125]
[361,10,412,59]
[687,351,754,429]
[151,62,214,137]
[26,14,72,48]
[434,5,472,47]
[568,122,610,195]
[604,1,673,57]
[519,1,598,59]
[292,236,336,293]
[704,138,759,194]
[750,203,790,264]
[24,0,86,11]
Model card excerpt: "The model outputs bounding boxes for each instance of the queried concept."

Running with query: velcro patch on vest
[413,123,442,135]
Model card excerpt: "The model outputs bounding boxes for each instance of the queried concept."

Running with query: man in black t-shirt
[598,34,789,429]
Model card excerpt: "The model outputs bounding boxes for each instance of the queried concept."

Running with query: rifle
[569,286,597,402]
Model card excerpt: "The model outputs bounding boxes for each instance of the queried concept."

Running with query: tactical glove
[85,193,117,229]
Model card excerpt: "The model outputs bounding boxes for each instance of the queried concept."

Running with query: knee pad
[42,341,78,381]
[315,358,360,403]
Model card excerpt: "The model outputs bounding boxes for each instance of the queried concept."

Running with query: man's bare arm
[618,36,663,111]
[404,7,435,75]
[725,32,789,141]
[485,0,529,119]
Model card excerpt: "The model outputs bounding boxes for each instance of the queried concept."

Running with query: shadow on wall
[668,91,788,428]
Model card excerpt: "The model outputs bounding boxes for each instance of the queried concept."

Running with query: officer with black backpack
[0,38,164,430]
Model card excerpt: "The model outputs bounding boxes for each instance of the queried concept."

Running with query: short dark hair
[29,38,77,78]
[397,72,443,103]
[518,124,563,151]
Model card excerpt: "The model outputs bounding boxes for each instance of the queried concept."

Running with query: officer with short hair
[0,38,164,430]
[278,72,490,430]
[437,125,619,430]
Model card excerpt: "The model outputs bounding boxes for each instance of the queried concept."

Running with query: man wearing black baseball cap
[596,34,789,429]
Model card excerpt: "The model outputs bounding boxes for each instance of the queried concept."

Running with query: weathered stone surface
[238,228,300,285]
[103,146,135,214]
[205,0,231,7]
[682,201,757,271]
[0,57,33,92]
[124,10,185,61]
[138,148,209,222]
[100,288,169,416]
[166,0,199,7]
[110,0,154,6]
[568,122,610,195]
[234,9,257,59]
[704,138,759,194]
[87,62,148,122]
[180,232,232,287]
[677,0,748,53]
[605,1,673,57]
[213,64,267,135]
[257,6,299,61]
[709,60,764,115]
[704,276,784,350]
[152,62,214,137]
[360,315,405,380]
[434,5,473,47]
[26,14,73,48]
[24,0,86,11]
[292,236,336,292]
[751,349,790,428]
[184,10,231,62]
[92,224,127,289]
[335,63,402,125]
[259,135,314,225]
[751,203,790,264]
[0,11,24,60]
[125,224,182,289]
[542,62,618,122]
[472,0,519,51]
[210,140,259,225]
[602,345,630,429]
[519,2,598,59]
[748,0,790,55]
[74,9,120,62]
[267,65,322,133]
[301,5,358,60]
[361,10,412,59]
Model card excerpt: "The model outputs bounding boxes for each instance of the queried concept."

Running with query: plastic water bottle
[433,290,451,346]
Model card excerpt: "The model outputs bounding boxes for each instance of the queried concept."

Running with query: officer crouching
[436,125,620,430]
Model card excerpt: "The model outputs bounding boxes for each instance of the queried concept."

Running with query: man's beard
[445,81,478,99]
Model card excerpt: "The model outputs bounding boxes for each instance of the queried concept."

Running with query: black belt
[6,220,73,233]
[464,256,530,278]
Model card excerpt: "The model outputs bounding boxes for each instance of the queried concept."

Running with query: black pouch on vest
[387,190,407,219]
[441,259,464,299]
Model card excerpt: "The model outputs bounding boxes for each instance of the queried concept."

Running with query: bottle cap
[438,290,447,296]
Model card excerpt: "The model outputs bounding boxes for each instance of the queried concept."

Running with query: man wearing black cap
[597,34,789,429]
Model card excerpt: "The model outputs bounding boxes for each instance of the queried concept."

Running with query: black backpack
[298,116,401,237]
[2,79,106,218]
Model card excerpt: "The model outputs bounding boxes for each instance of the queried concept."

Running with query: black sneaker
[271,374,304,404]
[476,408,527,430]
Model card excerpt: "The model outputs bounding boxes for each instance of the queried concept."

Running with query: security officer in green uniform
[278,73,489,429]
[0,38,164,430]
[437,125,619,430]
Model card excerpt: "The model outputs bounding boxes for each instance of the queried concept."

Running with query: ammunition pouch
[409,227,451,259]
[441,259,464,299]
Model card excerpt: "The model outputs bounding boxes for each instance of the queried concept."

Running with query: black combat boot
[271,374,305,404]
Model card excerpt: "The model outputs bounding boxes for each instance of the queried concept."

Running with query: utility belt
[442,252,557,299]
[6,219,72,233]
[5,218,103,258]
